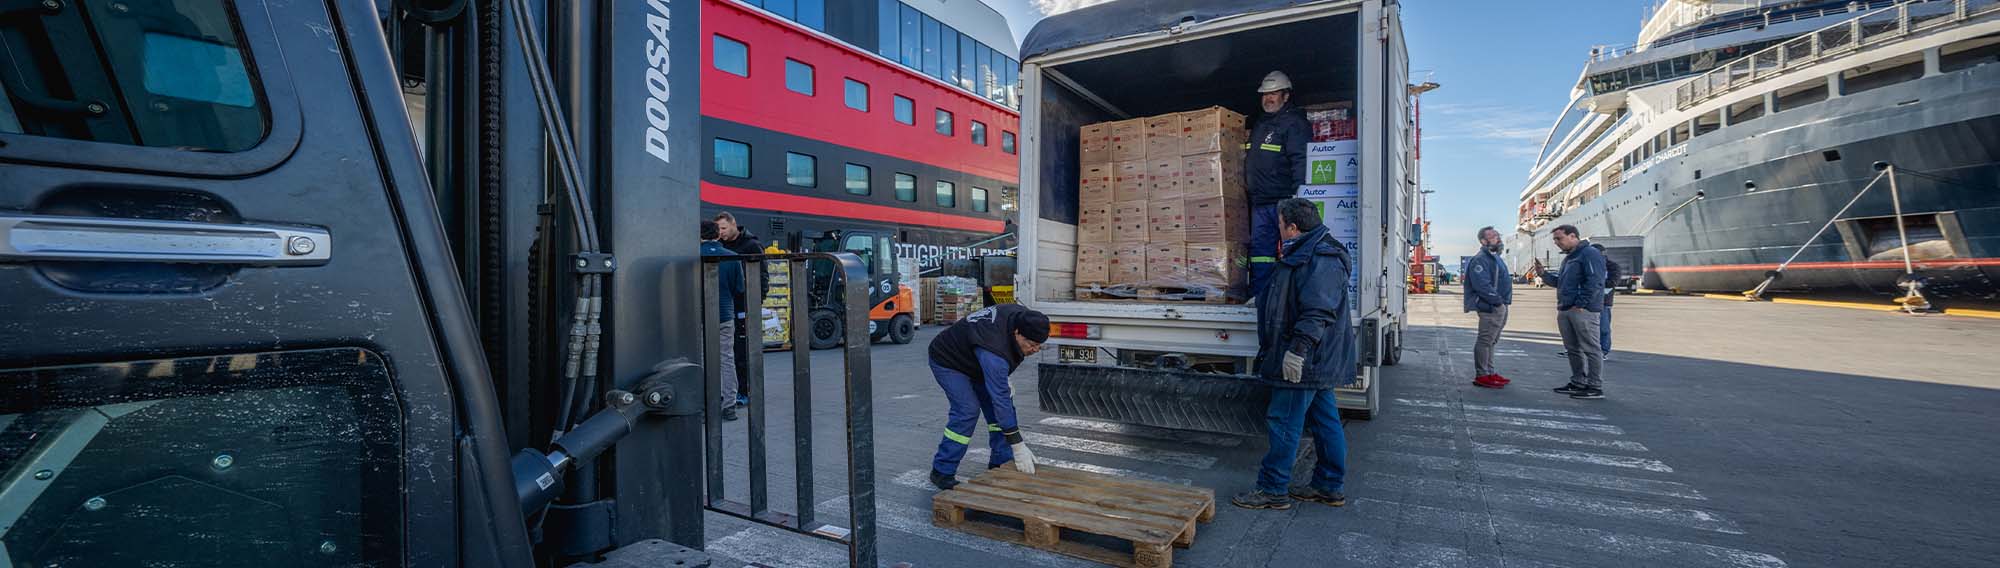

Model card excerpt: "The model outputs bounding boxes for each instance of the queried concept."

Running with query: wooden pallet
[931,467,1216,568]
[1073,286,1238,304]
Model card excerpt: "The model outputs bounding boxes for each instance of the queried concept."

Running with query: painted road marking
[1337,532,1578,568]
[1037,416,1246,447]
[1395,398,1610,421]
[1377,434,1672,472]
[1349,498,1785,568]
[892,394,922,400]
[1469,427,1650,453]
[704,523,848,568]
[818,493,1101,568]
[1362,472,1745,534]
[1371,451,1707,500]
[967,448,1194,485]
[1019,431,1219,469]
[1392,423,1459,436]
[1398,408,1626,435]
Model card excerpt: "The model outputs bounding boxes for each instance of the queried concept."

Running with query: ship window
[765,0,795,20]
[714,138,751,178]
[713,35,749,77]
[894,95,914,125]
[976,43,993,102]
[1693,110,1722,137]
[1002,131,1016,154]
[972,187,989,212]
[845,79,869,111]
[1653,132,1669,153]
[1671,122,1690,145]
[785,59,814,96]
[971,121,987,146]
[1727,97,1765,125]
[786,152,816,187]
[877,0,898,57]
[1841,52,1924,95]
[1940,33,2000,72]
[935,109,953,136]
[942,23,960,87]
[958,33,977,90]
[845,163,871,195]
[935,180,956,207]
[1775,81,1829,112]
[921,13,943,79]
[895,173,917,202]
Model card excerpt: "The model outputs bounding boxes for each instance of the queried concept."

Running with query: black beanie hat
[1015,309,1051,343]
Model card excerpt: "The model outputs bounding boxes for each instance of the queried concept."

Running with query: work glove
[1282,338,1312,383]
[1003,429,1036,474]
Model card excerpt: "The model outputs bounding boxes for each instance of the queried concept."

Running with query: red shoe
[1492,374,1512,385]
[1473,375,1505,389]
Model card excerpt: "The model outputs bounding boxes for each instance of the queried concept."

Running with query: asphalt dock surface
[700,286,2000,567]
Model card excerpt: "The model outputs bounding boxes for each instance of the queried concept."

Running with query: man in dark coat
[926,304,1049,490]
[1233,198,1355,510]
[1545,225,1606,400]
[714,212,762,404]
[1467,227,1514,389]
[1593,242,1620,359]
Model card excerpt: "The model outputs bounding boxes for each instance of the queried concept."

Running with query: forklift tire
[1381,329,1403,366]
[808,309,843,350]
[887,314,916,344]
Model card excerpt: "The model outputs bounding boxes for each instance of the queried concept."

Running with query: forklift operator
[926,304,1050,490]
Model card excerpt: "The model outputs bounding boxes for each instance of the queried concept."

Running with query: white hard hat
[1257,71,1292,93]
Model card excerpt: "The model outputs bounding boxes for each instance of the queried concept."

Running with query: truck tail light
[1049,322,1101,340]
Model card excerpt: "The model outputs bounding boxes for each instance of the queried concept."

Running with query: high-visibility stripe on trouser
[1249,203,1282,296]
[930,359,1015,475]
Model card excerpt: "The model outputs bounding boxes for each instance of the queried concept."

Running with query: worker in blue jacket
[1546,225,1607,400]
[1467,226,1514,389]
[1233,198,1355,511]
[1245,71,1312,297]
[927,304,1049,490]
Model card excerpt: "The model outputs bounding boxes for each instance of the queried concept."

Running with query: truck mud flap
[1037,363,1271,436]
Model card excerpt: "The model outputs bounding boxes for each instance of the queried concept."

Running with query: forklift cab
[806,230,915,349]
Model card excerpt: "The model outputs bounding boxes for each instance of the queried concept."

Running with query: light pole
[1408,81,1440,292]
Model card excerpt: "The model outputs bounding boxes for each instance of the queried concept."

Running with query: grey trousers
[1557,308,1603,387]
[719,323,740,405]
[1474,305,1508,377]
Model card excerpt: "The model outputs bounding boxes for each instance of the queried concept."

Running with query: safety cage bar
[700,251,875,567]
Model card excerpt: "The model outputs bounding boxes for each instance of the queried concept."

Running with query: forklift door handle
[0,214,332,265]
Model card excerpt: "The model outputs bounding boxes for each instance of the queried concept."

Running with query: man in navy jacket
[1466,227,1513,389]
[1233,198,1355,511]
[1547,225,1607,400]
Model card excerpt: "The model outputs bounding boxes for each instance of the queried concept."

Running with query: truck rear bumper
[1036,363,1377,436]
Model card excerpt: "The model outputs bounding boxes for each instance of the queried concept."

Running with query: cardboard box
[1181,106,1248,155]
[1148,158,1181,201]
[1110,203,1151,243]
[1077,206,1112,244]
[1074,243,1110,285]
[1185,196,1250,243]
[1145,242,1186,283]
[1109,119,1146,163]
[1110,245,1147,283]
[1185,242,1247,290]
[1304,101,1356,142]
[1080,163,1115,206]
[1113,160,1149,204]
[1306,141,1360,185]
[1147,200,1186,242]
[1144,113,1183,158]
[1081,122,1112,164]
[1181,151,1245,201]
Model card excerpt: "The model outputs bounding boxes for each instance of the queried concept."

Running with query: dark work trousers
[733,315,750,400]
[1249,203,1281,296]
[1258,388,1347,494]
[929,359,1013,476]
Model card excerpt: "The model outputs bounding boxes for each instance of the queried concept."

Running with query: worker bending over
[928,304,1049,490]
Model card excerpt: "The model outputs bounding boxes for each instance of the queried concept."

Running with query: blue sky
[988,0,1657,264]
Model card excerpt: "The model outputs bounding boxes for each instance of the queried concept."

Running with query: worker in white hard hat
[1244,70,1312,298]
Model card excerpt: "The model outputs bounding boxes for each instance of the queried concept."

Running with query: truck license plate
[1058,345,1096,364]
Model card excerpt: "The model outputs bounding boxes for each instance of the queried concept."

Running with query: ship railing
[1591,0,1904,63]
[1675,0,2000,110]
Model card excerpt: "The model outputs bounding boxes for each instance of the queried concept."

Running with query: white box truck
[1018,0,1416,431]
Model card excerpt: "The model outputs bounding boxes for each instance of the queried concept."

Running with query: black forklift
[0,1,875,566]
[801,229,917,349]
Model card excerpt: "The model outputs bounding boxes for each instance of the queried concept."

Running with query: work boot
[1570,387,1605,400]
[1288,485,1347,507]
[1473,375,1504,389]
[929,470,961,491]
[1555,351,1571,357]
[722,405,740,421]
[1230,490,1293,510]
[1553,383,1585,395]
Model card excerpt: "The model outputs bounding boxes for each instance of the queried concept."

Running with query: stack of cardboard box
[933,276,983,323]
[1075,106,1250,301]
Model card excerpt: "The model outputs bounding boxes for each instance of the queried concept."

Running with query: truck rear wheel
[1381,329,1403,366]
[808,309,843,350]
[887,314,916,344]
